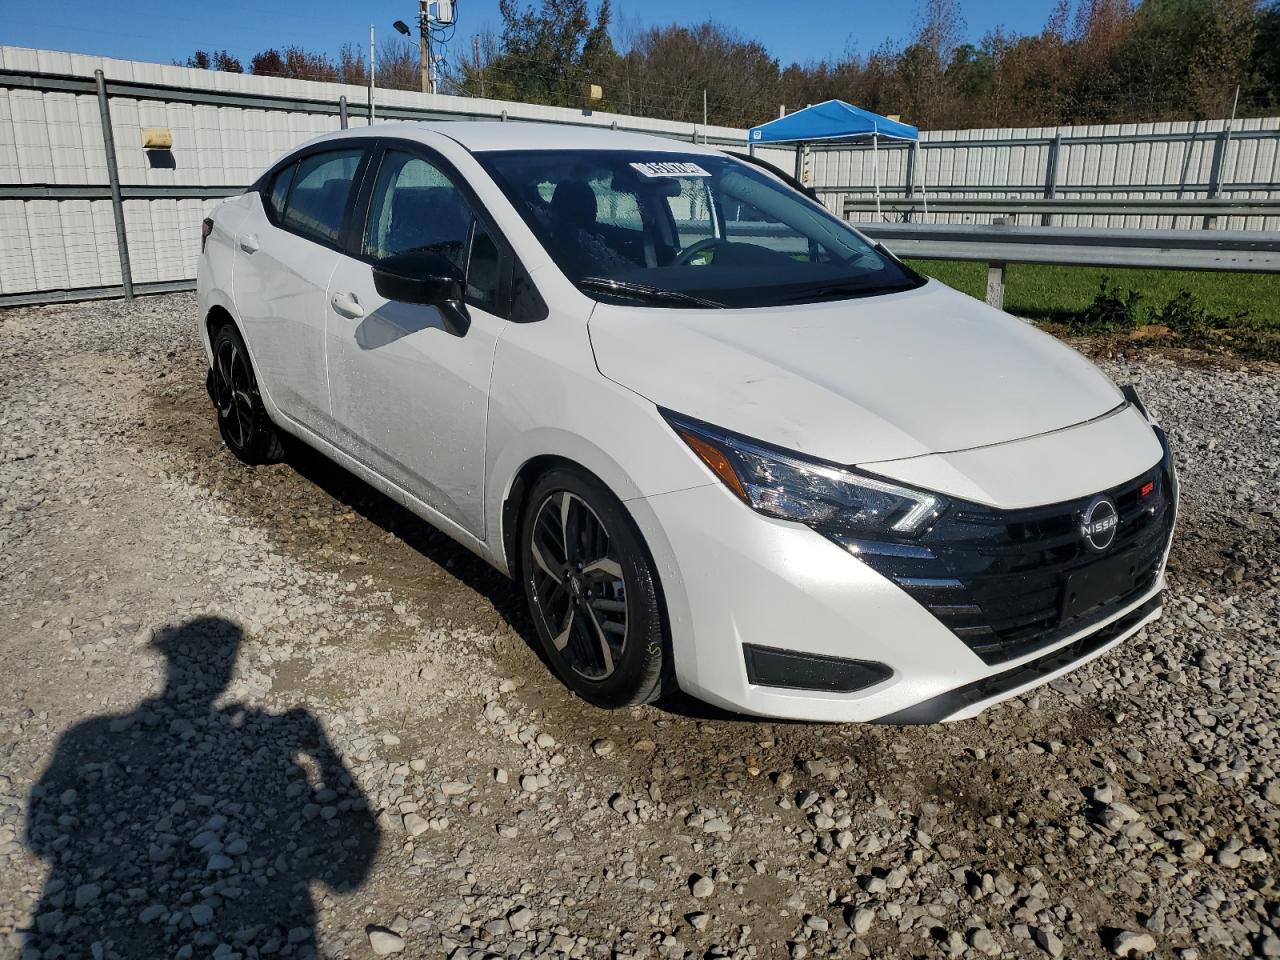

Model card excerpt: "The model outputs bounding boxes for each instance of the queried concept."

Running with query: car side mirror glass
[371,250,470,336]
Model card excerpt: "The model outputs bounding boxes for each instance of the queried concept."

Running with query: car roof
[315,120,721,156]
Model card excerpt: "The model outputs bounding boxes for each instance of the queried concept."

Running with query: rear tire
[519,467,668,709]
[209,323,284,465]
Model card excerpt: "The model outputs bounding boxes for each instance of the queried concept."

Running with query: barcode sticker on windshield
[629,161,711,178]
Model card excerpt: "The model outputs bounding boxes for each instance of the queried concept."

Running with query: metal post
[369,24,376,122]
[1205,86,1239,230]
[904,141,916,223]
[873,133,881,221]
[919,143,929,220]
[703,89,708,144]
[1042,134,1061,227]
[94,69,133,300]
[339,95,348,129]
[985,262,1006,310]
[427,0,437,96]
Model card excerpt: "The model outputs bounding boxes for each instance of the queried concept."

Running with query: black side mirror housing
[371,250,471,336]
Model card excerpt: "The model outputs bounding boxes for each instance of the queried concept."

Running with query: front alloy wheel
[520,468,668,707]
[528,490,628,680]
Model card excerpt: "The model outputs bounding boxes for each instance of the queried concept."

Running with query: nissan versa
[195,122,1177,723]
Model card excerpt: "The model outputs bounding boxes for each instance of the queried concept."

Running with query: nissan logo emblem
[1080,495,1119,552]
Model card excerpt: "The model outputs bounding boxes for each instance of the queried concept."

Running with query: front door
[324,146,508,537]
[234,146,365,431]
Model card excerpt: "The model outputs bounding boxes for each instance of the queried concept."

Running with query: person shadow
[21,616,380,960]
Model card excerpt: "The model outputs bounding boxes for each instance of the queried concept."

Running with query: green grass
[907,260,1280,333]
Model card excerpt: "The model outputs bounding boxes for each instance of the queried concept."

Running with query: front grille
[855,439,1176,666]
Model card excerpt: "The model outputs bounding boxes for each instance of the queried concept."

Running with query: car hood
[587,279,1125,465]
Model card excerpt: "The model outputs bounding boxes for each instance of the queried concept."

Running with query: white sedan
[196,122,1176,723]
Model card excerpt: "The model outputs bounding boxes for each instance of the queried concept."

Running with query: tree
[215,0,1280,127]
[337,43,367,86]
[250,47,337,82]
[1253,2,1280,110]
[1188,0,1259,117]
[249,49,287,78]
[377,38,421,91]
[183,50,243,73]
[458,0,617,108]
[617,23,778,126]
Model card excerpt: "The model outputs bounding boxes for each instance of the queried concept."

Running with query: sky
[6,0,1064,72]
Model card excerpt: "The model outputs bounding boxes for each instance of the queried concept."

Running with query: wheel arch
[499,451,680,701]
[204,303,237,349]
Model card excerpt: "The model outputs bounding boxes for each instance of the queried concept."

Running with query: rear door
[323,142,521,537]
[234,143,371,432]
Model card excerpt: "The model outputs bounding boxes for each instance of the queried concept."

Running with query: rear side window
[281,149,363,245]
[265,163,295,221]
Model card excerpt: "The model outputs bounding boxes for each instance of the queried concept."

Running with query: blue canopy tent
[748,100,923,220]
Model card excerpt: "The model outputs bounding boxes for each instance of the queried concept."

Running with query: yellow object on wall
[142,127,173,149]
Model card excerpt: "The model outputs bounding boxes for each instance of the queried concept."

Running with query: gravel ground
[0,292,1277,960]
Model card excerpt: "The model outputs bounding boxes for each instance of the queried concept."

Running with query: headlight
[662,410,945,539]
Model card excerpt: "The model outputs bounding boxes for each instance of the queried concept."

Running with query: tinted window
[365,150,503,312]
[668,178,716,249]
[265,164,295,221]
[478,150,922,309]
[466,223,501,312]
[281,149,363,245]
[365,152,470,270]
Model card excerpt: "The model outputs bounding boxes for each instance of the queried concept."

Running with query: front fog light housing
[662,409,946,539]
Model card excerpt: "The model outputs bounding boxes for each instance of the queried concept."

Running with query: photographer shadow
[22,616,380,959]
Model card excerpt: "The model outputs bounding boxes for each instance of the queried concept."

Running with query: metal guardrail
[0,279,196,309]
[859,222,1280,308]
[844,196,1280,220]
[1,184,243,200]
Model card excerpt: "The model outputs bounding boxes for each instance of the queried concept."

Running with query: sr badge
[1080,495,1119,552]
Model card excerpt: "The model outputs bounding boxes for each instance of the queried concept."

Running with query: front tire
[519,468,668,709]
[209,323,284,465]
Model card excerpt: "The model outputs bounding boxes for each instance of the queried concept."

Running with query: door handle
[331,291,365,319]
[238,234,259,254]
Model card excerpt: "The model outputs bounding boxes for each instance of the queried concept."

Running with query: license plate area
[1061,550,1139,622]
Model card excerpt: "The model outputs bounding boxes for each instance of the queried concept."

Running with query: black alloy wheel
[520,468,668,707]
[209,324,284,465]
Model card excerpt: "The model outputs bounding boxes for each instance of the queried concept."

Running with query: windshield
[476,150,924,309]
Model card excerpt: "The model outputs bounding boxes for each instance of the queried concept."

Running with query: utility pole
[419,0,433,95]
[369,23,376,122]
[474,35,484,97]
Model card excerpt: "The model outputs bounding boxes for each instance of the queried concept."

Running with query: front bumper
[633,450,1175,724]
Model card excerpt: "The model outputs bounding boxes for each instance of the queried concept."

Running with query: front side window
[280,149,363,245]
[364,150,502,311]
[477,150,922,309]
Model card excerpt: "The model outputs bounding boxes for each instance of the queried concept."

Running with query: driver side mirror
[371,250,471,336]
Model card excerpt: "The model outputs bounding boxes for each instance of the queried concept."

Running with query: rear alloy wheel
[209,323,284,465]
[520,468,668,708]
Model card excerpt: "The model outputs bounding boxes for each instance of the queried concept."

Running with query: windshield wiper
[577,277,725,309]
[773,278,916,305]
